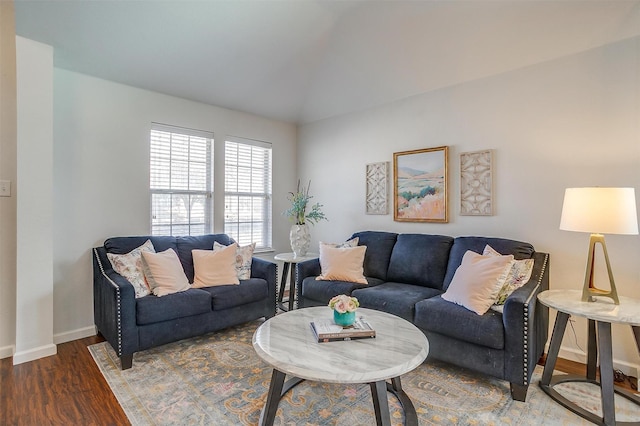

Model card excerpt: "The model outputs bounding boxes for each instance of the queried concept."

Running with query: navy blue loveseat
[297,231,549,401]
[92,234,277,369]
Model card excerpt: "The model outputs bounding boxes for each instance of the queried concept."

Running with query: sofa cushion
[175,234,235,282]
[386,234,453,289]
[199,278,268,310]
[414,296,504,350]
[105,236,177,254]
[301,276,384,304]
[352,282,442,322]
[136,288,212,325]
[443,237,535,290]
[350,231,398,280]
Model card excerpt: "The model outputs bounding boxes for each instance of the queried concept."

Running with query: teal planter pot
[333,310,356,327]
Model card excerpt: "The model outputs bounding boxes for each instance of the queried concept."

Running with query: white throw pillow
[213,241,255,280]
[483,245,534,305]
[192,243,240,287]
[107,239,155,298]
[442,250,514,315]
[316,245,367,284]
[140,248,190,297]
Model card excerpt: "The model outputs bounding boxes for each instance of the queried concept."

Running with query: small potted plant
[329,294,359,327]
[283,180,327,257]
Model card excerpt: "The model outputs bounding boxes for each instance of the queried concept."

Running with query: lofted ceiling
[14,0,640,124]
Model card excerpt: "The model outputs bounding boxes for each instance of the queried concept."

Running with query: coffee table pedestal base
[259,369,418,426]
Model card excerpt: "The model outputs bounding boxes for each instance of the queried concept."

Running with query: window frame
[149,123,214,236]
[223,136,273,252]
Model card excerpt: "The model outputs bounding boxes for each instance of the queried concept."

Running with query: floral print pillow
[107,239,156,298]
[213,242,256,280]
[319,237,359,249]
[483,245,534,306]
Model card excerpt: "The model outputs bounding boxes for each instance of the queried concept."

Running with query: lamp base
[581,233,619,304]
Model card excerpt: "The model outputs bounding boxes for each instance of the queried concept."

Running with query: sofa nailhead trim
[520,253,549,386]
[275,263,279,313]
[94,248,123,356]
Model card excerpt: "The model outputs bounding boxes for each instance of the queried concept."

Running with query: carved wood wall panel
[460,150,493,216]
[366,162,389,215]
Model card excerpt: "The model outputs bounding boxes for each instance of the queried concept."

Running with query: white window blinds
[224,137,272,251]
[150,123,213,236]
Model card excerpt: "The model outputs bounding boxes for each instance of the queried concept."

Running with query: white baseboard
[558,346,639,379]
[0,344,15,359]
[2,326,96,363]
[12,343,57,365]
[53,325,96,345]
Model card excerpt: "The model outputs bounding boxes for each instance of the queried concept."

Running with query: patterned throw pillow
[213,241,256,280]
[107,239,155,298]
[319,237,359,249]
[483,245,534,305]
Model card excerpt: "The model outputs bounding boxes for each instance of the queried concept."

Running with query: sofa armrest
[296,258,321,280]
[295,258,321,303]
[92,247,139,357]
[251,257,277,317]
[502,251,550,390]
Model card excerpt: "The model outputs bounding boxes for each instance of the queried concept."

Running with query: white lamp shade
[560,187,639,235]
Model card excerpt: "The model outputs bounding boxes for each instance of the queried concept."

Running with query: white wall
[299,36,640,374]
[14,36,56,364]
[0,1,17,359]
[52,69,297,341]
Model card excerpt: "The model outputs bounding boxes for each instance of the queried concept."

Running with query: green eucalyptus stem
[283,180,327,225]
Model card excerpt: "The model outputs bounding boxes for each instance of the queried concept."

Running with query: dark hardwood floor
[1,335,636,425]
[1,335,128,425]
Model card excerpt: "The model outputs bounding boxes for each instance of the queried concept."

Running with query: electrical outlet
[0,180,11,197]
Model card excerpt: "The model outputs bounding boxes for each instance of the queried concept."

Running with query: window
[224,137,272,251]
[150,124,213,236]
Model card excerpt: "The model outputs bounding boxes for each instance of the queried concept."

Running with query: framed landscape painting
[393,146,448,222]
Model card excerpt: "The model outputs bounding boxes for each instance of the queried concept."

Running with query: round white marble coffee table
[252,306,429,426]
[538,289,640,425]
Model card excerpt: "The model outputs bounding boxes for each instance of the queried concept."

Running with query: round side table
[274,252,318,311]
[538,289,640,425]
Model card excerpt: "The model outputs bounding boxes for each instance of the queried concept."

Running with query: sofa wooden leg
[510,383,528,401]
[120,354,133,370]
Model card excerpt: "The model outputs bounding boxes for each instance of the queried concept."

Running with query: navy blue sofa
[297,231,549,401]
[92,234,277,369]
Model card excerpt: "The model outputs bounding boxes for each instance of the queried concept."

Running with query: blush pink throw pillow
[316,245,367,284]
[192,243,240,287]
[140,248,190,297]
[442,250,514,315]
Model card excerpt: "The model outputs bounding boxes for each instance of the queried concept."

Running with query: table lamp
[559,187,638,304]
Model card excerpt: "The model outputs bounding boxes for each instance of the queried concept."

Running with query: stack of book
[310,316,376,342]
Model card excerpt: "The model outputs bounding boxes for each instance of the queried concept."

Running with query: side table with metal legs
[538,290,640,426]
[274,252,318,311]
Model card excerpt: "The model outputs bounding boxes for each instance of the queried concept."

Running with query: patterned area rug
[89,320,640,425]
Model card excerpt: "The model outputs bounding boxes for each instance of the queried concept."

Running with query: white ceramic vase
[290,224,311,257]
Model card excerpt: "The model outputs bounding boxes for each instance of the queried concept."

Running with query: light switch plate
[0,180,11,197]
